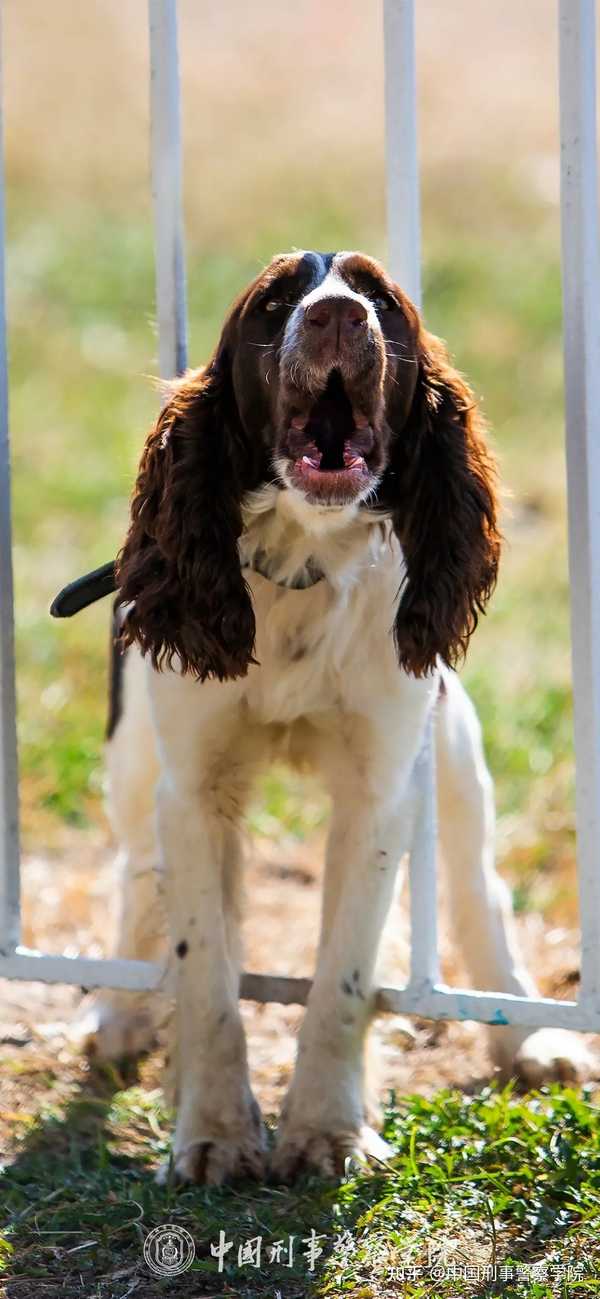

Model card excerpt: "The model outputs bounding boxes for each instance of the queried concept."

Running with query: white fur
[87,492,594,1182]
[280,261,381,398]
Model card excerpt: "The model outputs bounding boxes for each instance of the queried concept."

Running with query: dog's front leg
[272,800,407,1179]
[156,774,266,1185]
[272,710,426,1181]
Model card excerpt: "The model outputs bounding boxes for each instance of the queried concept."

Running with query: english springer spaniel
[84,251,591,1184]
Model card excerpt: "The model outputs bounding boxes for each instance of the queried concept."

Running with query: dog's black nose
[305,296,367,343]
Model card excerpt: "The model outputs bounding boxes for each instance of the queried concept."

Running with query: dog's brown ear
[385,327,501,677]
[117,353,256,681]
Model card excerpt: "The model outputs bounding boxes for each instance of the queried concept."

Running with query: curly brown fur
[385,328,500,677]
[117,362,257,681]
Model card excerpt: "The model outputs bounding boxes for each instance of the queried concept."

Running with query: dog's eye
[372,295,392,311]
[264,296,297,313]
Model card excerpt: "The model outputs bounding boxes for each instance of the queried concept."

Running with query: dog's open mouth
[285,370,375,502]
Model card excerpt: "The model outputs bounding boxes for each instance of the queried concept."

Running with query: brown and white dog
[85,250,591,1184]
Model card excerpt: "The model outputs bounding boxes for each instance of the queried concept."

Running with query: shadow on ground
[0,1057,373,1299]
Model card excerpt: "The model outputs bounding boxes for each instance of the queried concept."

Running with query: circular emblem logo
[143,1223,195,1276]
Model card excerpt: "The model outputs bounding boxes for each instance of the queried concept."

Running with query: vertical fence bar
[384,0,438,988]
[408,715,440,989]
[0,6,21,954]
[148,0,187,379]
[383,0,421,306]
[558,0,600,1010]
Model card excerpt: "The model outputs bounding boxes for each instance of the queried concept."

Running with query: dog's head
[118,250,500,680]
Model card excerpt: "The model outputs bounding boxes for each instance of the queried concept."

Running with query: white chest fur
[239,487,424,726]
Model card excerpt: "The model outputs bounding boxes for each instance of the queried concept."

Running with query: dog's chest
[243,572,389,725]
[239,501,403,725]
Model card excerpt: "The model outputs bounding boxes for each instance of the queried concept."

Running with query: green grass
[1,1073,598,1297]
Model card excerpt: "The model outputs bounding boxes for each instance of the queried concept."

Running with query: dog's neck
[241,483,388,591]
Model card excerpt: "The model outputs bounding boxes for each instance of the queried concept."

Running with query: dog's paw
[75,994,156,1062]
[161,1092,268,1186]
[160,1125,267,1187]
[271,1123,392,1182]
[511,1029,596,1087]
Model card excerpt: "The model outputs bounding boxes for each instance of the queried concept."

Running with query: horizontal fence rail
[0,945,596,1031]
[0,0,598,1037]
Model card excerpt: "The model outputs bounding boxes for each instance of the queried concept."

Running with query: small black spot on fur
[352,969,366,1000]
[176,939,188,959]
[341,974,365,1000]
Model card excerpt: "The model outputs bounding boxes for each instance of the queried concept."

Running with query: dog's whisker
[386,351,416,364]
[384,337,410,351]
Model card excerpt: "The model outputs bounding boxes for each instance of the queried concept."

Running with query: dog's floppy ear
[117,342,256,681]
[384,325,501,677]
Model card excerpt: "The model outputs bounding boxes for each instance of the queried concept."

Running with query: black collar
[242,553,324,591]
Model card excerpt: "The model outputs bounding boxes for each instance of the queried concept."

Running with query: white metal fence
[0,0,599,1035]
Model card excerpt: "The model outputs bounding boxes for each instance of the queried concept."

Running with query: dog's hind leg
[79,641,165,1061]
[437,668,595,1084]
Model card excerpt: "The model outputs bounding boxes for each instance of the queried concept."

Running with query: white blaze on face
[280,259,381,390]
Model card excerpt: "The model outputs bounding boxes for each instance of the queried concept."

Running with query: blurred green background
[4,0,579,922]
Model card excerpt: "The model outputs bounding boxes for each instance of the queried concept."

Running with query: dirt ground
[0,817,594,1156]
